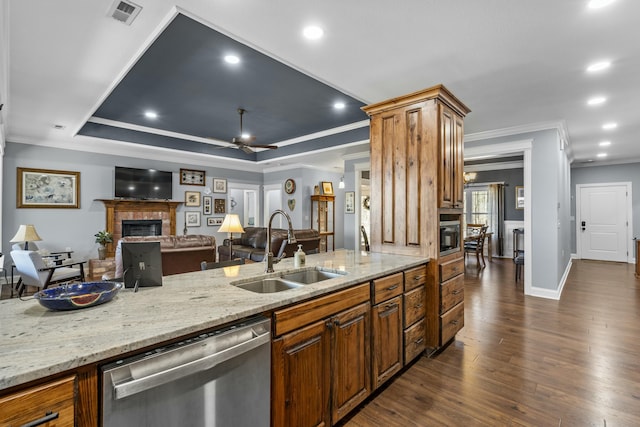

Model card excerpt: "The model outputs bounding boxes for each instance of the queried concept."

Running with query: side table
[88,258,115,281]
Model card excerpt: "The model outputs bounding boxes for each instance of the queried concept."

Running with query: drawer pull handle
[414,338,424,345]
[386,284,399,291]
[414,303,423,309]
[413,275,423,281]
[451,320,459,325]
[384,303,398,311]
[22,411,59,427]
[452,289,461,295]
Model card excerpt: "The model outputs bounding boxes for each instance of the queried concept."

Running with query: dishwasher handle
[112,326,270,400]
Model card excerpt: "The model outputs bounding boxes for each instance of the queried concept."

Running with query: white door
[263,185,283,228]
[578,184,629,262]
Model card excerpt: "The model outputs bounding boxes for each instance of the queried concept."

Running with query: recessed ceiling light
[224,55,240,64]
[587,61,611,72]
[588,0,615,9]
[144,111,158,119]
[303,25,324,40]
[599,140,611,146]
[597,153,608,158]
[602,122,617,130]
[587,96,606,106]
[334,102,346,110]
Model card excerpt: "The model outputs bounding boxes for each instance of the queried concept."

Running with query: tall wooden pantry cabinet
[362,84,470,352]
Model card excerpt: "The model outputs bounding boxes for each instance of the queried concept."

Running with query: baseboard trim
[529,258,573,300]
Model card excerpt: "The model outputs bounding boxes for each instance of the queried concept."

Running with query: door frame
[575,182,633,263]
[353,162,369,250]
[263,183,283,228]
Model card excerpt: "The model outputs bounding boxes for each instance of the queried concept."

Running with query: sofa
[105,234,216,279]
[217,227,320,262]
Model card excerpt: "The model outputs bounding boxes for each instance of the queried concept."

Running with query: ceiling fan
[229,108,278,154]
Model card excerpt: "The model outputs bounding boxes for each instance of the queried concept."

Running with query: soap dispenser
[294,244,306,268]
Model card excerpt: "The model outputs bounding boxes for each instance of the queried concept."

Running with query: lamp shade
[218,214,245,234]
[10,224,43,243]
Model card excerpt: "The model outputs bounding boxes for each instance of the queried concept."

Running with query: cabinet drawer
[440,274,464,314]
[274,283,370,336]
[439,258,464,282]
[404,265,427,291]
[0,375,76,427]
[403,286,426,327]
[440,302,464,344]
[372,272,404,305]
[404,318,426,363]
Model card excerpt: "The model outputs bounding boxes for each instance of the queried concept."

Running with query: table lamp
[10,224,43,250]
[218,214,244,261]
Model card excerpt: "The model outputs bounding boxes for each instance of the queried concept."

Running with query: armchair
[11,250,84,297]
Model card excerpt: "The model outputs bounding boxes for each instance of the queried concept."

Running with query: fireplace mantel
[96,199,183,257]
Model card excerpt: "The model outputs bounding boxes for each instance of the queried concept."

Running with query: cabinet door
[371,295,403,389]
[439,104,455,208]
[272,320,331,427]
[0,375,76,427]
[331,302,371,424]
[453,114,465,208]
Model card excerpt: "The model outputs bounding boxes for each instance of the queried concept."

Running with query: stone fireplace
[97,199,182,257]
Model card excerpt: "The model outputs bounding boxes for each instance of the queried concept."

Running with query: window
[464,186,489,226]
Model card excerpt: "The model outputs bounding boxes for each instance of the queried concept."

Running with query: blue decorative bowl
[34,282,122,311]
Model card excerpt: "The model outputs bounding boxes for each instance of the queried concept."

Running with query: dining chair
[201,258,245,270]
[0,254,10,298]
[464,225,488,269]
[11,250,84,297]
[360,226,370,252]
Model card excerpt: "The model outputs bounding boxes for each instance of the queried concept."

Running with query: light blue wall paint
[570,162,640,255]
[343,156,370,250]
[2,142,262,262]
[466,168,524,221]
[466,129,570,292]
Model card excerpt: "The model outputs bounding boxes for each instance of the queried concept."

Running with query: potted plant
[94,230,113,260]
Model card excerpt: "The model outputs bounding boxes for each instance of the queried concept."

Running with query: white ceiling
[3,0,640,171]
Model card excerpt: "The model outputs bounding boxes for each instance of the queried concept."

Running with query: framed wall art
[17,167,80,208]
[345,191,355,214]
[180,168,205,186]
[321,181,334,196]
[213,178,227,193]
[185,211,201,227]
[185,191,201,207]
[515,186,524,210]
[214,198,226,214]
[207,217,224,226]
[203,196,212,215]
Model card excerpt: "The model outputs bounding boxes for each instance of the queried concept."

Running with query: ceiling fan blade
[247,144,278,150]
[240,146,254,154]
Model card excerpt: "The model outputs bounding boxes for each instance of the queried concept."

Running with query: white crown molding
[342,151,370,161]
[260,139,370,173]
[465,120,570,146]
[571,157,640,168]
[464,160,523,172]
[273,120,369,147]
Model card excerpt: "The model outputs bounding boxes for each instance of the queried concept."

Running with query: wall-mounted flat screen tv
[114,166,173,200]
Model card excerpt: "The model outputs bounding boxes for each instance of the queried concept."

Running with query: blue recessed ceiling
[78,13,368,159]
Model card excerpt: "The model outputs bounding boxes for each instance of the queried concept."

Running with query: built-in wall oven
[101,316,271,427]
[440,219,461,256]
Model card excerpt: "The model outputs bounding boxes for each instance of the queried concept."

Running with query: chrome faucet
[265,209,297,273]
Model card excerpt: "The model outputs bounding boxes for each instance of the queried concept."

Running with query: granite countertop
[0,250,428,391]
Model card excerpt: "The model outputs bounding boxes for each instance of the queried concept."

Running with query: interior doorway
[263,184,283,228]
[354,163,370,251]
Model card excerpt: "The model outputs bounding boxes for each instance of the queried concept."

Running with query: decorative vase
[98,245,106,260]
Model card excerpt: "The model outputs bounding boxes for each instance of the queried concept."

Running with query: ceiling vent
[107,0,142,25]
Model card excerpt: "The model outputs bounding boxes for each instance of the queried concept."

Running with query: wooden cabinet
[437,256,465,346]
[272,284,370,426]
[371,272,404,388]
[403,265,427,363]
[0,375,76,426]
[311,195,335,252]
[438,104,465,209]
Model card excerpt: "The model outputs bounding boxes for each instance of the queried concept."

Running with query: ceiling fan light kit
[229,108,278,153]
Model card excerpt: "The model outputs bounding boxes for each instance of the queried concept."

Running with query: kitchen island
[0,250,428,391]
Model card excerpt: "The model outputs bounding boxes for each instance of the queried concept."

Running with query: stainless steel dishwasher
[101,316,271,427]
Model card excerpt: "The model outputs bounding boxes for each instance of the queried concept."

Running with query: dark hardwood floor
[342,258,640,426]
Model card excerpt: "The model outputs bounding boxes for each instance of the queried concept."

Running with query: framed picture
[515,186,524,210]
[203,196,212,215]
[321,181,334,196]
[214,198,226,214]
[345,191,355,214]
[185,211,201,227]
[180,168,205,186]
[17,167,80,208]
[213,178,227,193]
[207,217,224,226]
[185,191,201,207]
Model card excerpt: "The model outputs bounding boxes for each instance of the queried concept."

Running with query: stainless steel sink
[233,278,302,293]
[281,268,345,285]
